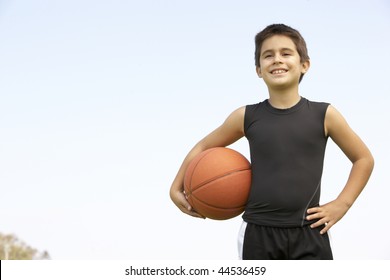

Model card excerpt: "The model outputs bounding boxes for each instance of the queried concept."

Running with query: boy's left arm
[306,105,374,234]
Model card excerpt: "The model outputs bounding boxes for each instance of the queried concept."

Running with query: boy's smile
[270,68,288,75]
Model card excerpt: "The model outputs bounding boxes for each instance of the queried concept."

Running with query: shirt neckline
[264,97,306,115]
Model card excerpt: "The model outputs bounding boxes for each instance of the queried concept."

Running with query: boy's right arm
[169,106,246,218]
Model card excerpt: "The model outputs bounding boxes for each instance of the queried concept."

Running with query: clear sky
[0,0,389,259]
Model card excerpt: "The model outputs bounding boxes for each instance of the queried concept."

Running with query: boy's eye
[282,53,292,56]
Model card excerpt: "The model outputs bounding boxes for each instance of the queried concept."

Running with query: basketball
[184,147,251,220]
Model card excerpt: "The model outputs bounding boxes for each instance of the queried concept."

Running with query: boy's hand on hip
[306,199,350,234]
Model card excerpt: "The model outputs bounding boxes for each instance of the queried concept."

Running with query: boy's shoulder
[245,99,268,109]
[305,98,330,106]
[304,98,331,115]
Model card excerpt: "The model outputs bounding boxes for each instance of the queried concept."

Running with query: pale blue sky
[1,0,389,259]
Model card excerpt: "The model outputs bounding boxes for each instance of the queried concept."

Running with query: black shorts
[238,222,333,260]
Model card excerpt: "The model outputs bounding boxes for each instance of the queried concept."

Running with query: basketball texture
[184,147,251,220]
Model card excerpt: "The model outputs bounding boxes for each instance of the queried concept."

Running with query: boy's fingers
[307,206,321,214]
[185,208,206,219]
[320,223,332,234]
[180,202,205,219]
[306,211,323,221]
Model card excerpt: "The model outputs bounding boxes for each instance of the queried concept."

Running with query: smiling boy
[170,24,374,259]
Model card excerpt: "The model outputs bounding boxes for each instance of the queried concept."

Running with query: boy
[169,24,374,259]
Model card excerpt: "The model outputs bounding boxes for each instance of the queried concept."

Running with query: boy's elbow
[362,152,375,176]
[367,153,375,173]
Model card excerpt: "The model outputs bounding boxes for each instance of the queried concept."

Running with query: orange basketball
[184,147,251,220]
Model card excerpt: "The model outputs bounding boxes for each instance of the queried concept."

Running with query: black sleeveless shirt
[242,97,329,227]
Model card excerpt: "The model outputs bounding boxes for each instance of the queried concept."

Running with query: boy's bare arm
[307,105,374,234]
[170,107,246,217]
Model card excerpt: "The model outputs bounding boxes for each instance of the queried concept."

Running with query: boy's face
[256,35,310,89]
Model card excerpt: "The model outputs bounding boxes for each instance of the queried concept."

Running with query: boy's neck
[267,87,301,109]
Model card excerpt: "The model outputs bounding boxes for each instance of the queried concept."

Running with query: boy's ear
[256,66,263,78]
[301,59,310,74]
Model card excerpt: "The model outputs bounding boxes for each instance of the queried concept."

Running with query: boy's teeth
[272,69,287,74]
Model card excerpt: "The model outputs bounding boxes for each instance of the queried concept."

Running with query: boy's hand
[306,199,350,234]
[170,189,205,219]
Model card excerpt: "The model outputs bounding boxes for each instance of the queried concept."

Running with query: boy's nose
[273,53,282,64]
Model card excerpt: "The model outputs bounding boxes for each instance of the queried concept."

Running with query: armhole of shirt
[323,103,331,138]
[243,104,251,137]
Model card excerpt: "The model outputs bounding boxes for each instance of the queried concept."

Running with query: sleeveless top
[242,97,329,227]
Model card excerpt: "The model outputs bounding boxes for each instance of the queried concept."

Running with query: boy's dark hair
[254,24,310,82]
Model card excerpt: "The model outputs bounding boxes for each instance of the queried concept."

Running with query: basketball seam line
[188,167,251,195]
[191,193,246,210]
[186,148,216,194]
